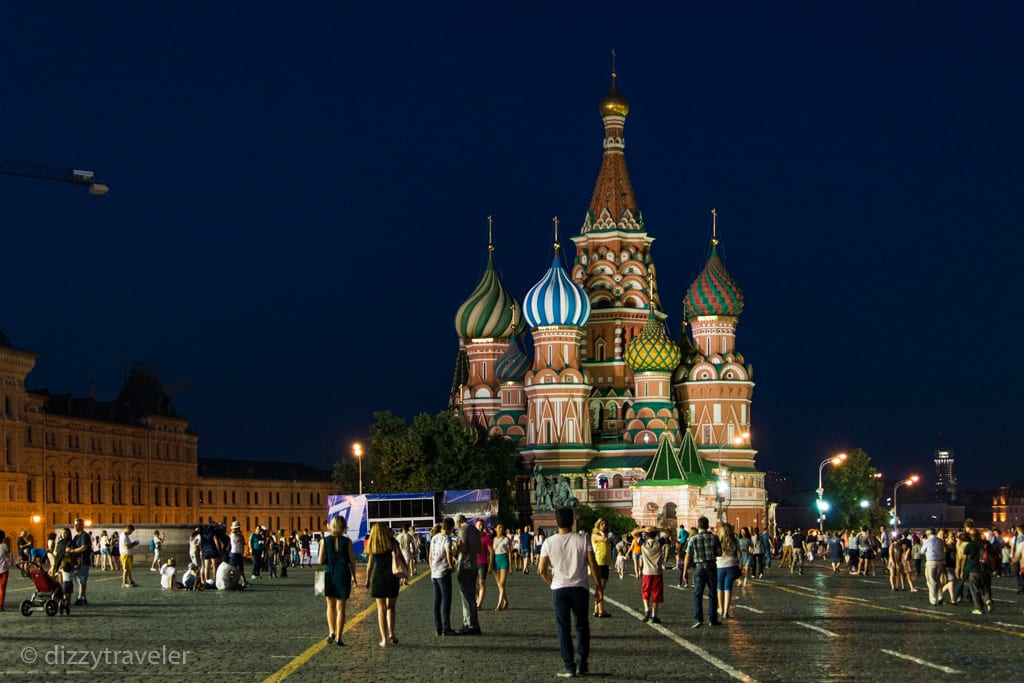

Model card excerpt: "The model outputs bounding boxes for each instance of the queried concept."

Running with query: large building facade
[0,341,330,540]
[452,74,766,530]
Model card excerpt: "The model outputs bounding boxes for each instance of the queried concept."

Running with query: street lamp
[816,452,847,532]
[353,442,364,496]
[892,475,919,533]
[715,466,730,527]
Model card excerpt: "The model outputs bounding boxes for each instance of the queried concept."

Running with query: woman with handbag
[319,516,357,646]
[364,523,403,648]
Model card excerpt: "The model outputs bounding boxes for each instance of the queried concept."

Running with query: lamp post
[353,442,364,496]
[712,432,748,527]
[715,465,730,527]
[816,452,847,532]
[892,475,919,533]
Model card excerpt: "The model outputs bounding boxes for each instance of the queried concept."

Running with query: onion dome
[455,251,524,340]
[523,257,591,328]
[494,335,530,383]
[624,309,681,372]
[683,245,744,319]
[599,73,630,118]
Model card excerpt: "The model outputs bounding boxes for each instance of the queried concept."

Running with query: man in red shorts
[631,525,665,623]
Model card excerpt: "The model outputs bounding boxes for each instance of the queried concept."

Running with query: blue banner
[327,495,369,556]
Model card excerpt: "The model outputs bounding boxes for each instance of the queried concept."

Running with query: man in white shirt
[215,561,241,590]
[921,528,946,605]
[538,507,603,679]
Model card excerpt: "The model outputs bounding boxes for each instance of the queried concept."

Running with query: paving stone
[1,561,1022,682]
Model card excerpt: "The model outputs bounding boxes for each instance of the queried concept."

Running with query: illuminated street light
[353,442,364,496]
[713,432,748,526]
[892,475,919,532]
[859,499,870,509]
[817,452,847,532]
[715,470,730,527]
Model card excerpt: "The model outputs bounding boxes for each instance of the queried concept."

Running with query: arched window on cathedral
[573,477,583,489]
[597,475,609,489]
[612,474,623,488]
[595,339,606,362]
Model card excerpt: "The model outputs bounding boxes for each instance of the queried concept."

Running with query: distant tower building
[934,449,957,502]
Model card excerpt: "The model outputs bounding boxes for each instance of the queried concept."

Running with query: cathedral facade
[452,74,766,531]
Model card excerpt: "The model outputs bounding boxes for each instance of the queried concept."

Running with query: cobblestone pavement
[1,560,1022,682]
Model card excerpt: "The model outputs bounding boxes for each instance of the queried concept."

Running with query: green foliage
[822,448,885,531]
[331,410,518,525]
[575,504,637,538]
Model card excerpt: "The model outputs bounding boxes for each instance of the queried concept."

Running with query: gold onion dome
[599,74,629,117]
[624,309,681,373]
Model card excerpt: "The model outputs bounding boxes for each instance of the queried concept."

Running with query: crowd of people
[4,512,1021,678]
[0,520,343,610]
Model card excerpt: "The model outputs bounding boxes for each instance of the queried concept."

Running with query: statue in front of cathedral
[551,476,579,509]
[533,465,553,510]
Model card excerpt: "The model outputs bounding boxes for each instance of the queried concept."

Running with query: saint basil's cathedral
[450,73,766,531]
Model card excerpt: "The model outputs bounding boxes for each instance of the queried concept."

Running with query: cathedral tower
[454,220,525,435]
[622,280,682,445]
[676,211,756,471]
[522,220,594,471]
[570,71,660,442]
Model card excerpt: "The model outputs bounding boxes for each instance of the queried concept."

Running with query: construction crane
[0,159,109,195]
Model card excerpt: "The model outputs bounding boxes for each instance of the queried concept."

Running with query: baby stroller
[21,562,70,617]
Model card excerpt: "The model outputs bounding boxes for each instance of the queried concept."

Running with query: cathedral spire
[584,62,641,234]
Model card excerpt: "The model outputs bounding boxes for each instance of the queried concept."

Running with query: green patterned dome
[455,252,525,340]
[624,310,681,373]
[683,246,744,319]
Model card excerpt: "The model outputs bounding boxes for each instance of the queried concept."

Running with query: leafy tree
[332,410,518,525]
[371,410,430,492]
[330,457,360,494]
[473,435,520,528]
[821,448,886,530]
[575,504,637,539]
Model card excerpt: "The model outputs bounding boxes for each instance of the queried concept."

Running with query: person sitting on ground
[215,560,243,590]
[160,557,179,590]
[181,563,199,591]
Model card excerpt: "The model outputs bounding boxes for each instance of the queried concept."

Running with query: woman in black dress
[364,522,402,648]
[319,516,357,645]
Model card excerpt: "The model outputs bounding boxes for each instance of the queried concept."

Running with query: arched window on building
[612,474,623,488]
[597,475,609,489]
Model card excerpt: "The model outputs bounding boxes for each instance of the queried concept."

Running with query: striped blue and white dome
[523,258,592,328]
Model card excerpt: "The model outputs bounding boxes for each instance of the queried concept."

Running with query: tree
[822,448,886,530]
[575,504,637,539]
[331,410,519,525]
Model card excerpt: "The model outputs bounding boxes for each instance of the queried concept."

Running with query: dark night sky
[1,5,1021,491]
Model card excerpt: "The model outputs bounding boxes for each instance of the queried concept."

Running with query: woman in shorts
[492,523,510,610]
[590,518,612,617]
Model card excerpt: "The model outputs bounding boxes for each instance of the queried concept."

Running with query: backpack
[981,541,999,572]
[149,539,156,551]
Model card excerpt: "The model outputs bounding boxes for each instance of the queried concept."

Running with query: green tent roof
[645,435,686,482]
[678,430,706,476]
